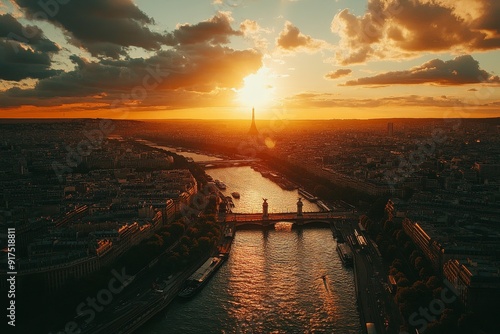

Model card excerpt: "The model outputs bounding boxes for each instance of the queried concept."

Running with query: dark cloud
[0,41,61,81]
[471,0,500,39]
[325,69,352,80]
[14,0,168,58]
[276,21,327,52]
[165,12,241,46]
[0,44,262,107]
[0,13,60,52]
[0,8,262,110]
[0,14,60,81]
[343,55,500,86]
[331,0,500,65]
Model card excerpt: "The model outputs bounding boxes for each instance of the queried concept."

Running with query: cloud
[165,12,241,46]
[0,43,262,108]
[284,92,497,110]
[343,55,500,86]
[0,14,61,81]
[239,19,269,50]
[331,0,500,65]
[0,13,60,52]
[0,8,263,111]
[14,0,168,58]
[276,21,327,52]
[240,19,260,35]
[325,69,352,80]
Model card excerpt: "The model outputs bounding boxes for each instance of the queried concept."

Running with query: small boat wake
[321,274,331,293]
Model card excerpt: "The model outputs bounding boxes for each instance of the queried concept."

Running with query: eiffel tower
[248,107,259,136]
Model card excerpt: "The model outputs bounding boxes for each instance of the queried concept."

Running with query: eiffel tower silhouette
[248,107,259,136]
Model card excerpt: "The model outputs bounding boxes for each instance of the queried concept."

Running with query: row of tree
[361,204,486,333]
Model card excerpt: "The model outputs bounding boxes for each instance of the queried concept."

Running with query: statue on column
[262,198,268,219]
[297,197,303,216]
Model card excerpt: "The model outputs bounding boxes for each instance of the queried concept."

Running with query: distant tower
[387,122,394,137]
[248,107,259,136]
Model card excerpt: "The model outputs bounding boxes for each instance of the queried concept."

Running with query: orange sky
[1,0,499,119]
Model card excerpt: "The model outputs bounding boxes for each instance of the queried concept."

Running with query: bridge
[221,211,355,229]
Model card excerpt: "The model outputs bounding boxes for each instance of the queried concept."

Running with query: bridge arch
[300,220,332,227]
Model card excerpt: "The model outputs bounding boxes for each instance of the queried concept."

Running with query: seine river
[138,145,361,333]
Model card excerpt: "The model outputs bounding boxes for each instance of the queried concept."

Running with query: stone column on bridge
[262,198,269,219]
[297,197,303,217]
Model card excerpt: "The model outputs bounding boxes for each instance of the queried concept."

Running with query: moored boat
[336,243,353,266]
[178,256,225,298]
[298,188,317,202]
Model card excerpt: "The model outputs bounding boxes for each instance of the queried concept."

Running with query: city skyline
[1,0,500,119]
[1,117,498,333]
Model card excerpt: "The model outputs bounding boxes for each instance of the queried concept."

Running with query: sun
[236,68,275,108]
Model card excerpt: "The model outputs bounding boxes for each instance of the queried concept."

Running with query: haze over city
[1,0,500,119]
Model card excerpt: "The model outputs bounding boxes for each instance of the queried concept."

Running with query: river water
[137,145,361,333]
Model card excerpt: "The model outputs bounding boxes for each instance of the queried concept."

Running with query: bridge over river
[218,198,355,228]
[222,211,355,228]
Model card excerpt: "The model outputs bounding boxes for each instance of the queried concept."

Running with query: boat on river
[178,257,225,298]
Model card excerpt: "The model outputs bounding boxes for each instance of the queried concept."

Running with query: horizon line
[1,117,500,122]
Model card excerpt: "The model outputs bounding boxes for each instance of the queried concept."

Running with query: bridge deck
[220,212,353,224]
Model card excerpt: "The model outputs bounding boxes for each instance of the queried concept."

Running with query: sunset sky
[1,0,500,119]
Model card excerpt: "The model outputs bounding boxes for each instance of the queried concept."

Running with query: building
[402,218,445,273]
[443,257,500,311]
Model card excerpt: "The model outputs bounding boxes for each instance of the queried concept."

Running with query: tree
[397,277,410,287]
[410,250,422,266]
[396,230,408,246]
[387,245,398,261]
[383,220,394,233]
[392,259,404,271]
[414,256,425,271]
[426,276,440,290]
[197,236,212,253]
[186,227,199,237]
[419,267,433,280]
[180,235,193,247]
[169,222,185,239]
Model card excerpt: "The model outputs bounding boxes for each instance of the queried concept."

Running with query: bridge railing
[222,212,352,223]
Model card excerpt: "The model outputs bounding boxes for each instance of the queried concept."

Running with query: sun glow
[236,68,275,108]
